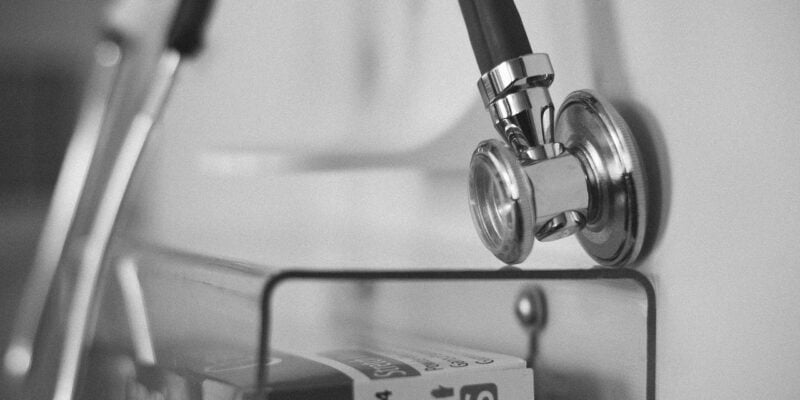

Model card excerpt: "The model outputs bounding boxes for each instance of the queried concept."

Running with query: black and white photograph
[1,1,798,399]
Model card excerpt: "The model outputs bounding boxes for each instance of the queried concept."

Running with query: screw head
[514,286,547,331]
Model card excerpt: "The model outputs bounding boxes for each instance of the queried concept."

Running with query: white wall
[523,2,800,398]
[526,2,800,397]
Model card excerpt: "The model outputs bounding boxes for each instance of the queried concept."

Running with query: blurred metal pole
[53,50,181,400]
[52,0,214,397]
[3,35,124,384]
[3,0,214,398]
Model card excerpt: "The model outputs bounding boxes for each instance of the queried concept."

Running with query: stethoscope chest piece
[469,90,647,266]
[469,139,536,264]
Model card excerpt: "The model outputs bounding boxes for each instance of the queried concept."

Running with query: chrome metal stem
[476,53,578,242]
[523,153,589,233]
[468,90,648,266]
[478,53,560,162]
[52,50,181,400]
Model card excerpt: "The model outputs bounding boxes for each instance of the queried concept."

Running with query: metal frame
[259,268,656,400]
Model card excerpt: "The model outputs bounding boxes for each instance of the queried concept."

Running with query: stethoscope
[2,1,648,398]
[459,0,648,266]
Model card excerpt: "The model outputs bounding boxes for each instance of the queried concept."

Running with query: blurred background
[0,0,105,357]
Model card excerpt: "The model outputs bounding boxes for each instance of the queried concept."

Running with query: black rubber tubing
[458,0,533,75]
[167,0,216,56]
[168,0,528,64]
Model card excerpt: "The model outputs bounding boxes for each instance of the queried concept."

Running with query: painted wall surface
[525,2,800,398]
[132,1,800,398]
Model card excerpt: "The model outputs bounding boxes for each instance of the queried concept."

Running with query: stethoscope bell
[469,90,647,266]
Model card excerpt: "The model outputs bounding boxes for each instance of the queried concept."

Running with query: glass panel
[78,244,653,400]
[265,271,653,400]
[77,241,271,400]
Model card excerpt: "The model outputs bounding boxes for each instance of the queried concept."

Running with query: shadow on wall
[580,0,672,263]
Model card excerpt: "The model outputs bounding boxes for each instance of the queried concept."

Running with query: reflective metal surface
[478,54,559,162]
[535,210,585,242]
[469,90,647,266]
[469,139,592,264]
[478,54,554,106]
[555,90,647,266]
[469,140,535,264]
[523,152,590,230]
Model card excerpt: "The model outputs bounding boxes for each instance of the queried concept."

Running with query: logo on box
[460,383,497,400]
